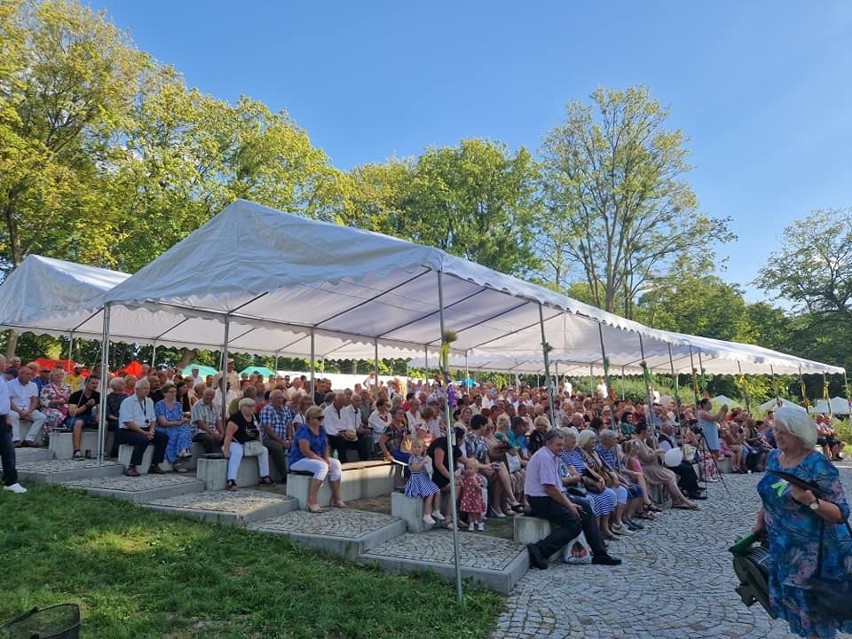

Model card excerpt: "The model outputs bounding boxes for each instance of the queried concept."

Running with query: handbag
[506,452,522,474]
[243,440,264,457]
[806,519,852,621]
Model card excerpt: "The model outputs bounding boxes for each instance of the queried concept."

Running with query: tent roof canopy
[0,202,844,378]
[101,199,687,359]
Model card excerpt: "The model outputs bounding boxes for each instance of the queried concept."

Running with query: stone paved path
[493,463,852,639]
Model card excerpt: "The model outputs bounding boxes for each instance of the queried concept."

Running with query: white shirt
[119,394,156,430]
[596,383,608,398]
[563,381,573,396]
[368,409,391,443]
[406,410,425,431]
[8,379,39,412]
[323,403,358,436]
[0,377,10,415]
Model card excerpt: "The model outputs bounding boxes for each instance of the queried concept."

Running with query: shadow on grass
[0,484,503,639]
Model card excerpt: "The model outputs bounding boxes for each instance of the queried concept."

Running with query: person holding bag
[754,406,852,638]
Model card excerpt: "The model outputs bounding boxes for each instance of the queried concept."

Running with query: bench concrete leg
[391,492,429,532]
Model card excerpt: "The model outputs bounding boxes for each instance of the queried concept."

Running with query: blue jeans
[0,418,19,486]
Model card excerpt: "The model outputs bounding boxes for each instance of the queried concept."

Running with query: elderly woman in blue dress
[754,406,852,638]
[154,383,193,472]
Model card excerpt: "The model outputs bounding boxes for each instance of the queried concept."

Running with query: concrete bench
[49,431,103,460]
[117,441,205,474]
[513,515,589,562]
[14,422,46,445]
[716,457,733,474]
[391,493,434,533]
[196,456,266,490]
[285,460,402,509]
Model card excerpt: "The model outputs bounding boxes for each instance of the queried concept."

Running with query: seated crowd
[3,354,845,560]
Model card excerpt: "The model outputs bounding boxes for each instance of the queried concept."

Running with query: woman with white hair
[754,406,851,638]
[561,428,618,540]
[223,397,273,490]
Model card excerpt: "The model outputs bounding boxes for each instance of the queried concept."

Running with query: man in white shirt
[324,392,370,462]
[8,366,47,446]
[117,379,168,476]
[595,378,608,399]
[190,368,205,386]
[0,355,26,493]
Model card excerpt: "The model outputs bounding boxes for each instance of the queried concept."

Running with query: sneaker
[476,522,485,532]
[616,524,633,535]
[172,463,188,473]
[431,511,446,521]
[72,450,84,461]
[422,515,436,526]
[468,523,475,531]
[3,483,27,494]
[489,508,507,519]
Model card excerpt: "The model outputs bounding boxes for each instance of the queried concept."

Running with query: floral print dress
[757,450,852,638]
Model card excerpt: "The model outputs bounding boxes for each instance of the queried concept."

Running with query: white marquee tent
[98,200,690,363]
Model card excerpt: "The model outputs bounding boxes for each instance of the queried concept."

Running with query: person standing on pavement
[524,430,621,569]
[0,360,27,493]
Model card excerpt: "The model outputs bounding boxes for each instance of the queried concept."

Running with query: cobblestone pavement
[16,459,122,473]
[364,529,524,570]
[145,489,291,514]
[248,507,400,537]
[63,474,200,492]
[492,465,852,639]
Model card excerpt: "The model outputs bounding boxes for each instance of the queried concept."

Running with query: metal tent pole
[309,330,316,398]
[620,367,626,400]
[220,316,231,428]
[588,364,594,395]
[668,343,682,424]
[538,304,555,420]
[597,323,611,402]
[374,339,380,399]
[688,347,700,405]
[738,361,751,414]
[770,365,780,405]
[437,271,463,604]
[697,351,707,398]
[823,372,833,418]
[66,332,74,367]
[152,342,158,369]
[96,304,111,463]
[638,334,654,420]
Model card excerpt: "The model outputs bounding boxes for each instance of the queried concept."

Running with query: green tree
[358,139,540,277]
[755,208,852,374]
[538,86,733,317]
[637,255,751,341]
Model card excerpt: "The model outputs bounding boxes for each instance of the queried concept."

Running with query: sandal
[673,502,699,510]
[259,476,274,485]
[227,480,237,491]
[307,503,324,513]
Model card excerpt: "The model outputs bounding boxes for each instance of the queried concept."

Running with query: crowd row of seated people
[4,356,846,512]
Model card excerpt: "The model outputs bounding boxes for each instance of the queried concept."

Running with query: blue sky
[87,0,852,301]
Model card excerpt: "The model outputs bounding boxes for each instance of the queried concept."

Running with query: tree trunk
[4,329,19,359]
[176,347,195,370]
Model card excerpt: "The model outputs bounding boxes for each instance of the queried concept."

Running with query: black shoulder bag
[806,518,852,622]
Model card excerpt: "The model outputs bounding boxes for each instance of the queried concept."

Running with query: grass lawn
[0,484,503,639]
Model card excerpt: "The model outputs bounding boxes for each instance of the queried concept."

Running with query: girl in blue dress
[755,406,852,638]
[404,438,441,526]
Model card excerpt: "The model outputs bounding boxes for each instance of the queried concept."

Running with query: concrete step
[13,447,55,463]
[61,474,205,503]
[361,529,529,594]
[142,490,297,526]
[16,459,124,484]
[247,508,407,560]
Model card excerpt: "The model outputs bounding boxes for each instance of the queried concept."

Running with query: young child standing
[405,438,442,526]
[459,458,486,531]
